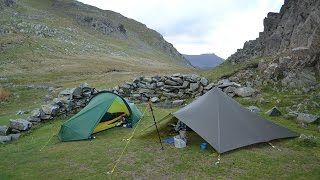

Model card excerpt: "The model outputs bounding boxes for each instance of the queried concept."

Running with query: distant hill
[183,53,224,69]
[0,0,192,87]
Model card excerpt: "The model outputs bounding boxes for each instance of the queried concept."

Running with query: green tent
[58,91,142,141]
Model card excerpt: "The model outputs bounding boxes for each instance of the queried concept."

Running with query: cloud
[78,0,284,59]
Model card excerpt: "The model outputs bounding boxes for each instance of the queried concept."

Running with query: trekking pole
[148,100,164,150]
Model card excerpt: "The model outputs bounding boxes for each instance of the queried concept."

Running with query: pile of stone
[0,75,257,144]
[0,83,96,144]
[113,74,255,104]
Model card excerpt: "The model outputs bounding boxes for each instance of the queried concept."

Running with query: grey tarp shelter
[172,88,299,153]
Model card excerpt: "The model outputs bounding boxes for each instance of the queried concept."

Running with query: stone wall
[0,75,257,144]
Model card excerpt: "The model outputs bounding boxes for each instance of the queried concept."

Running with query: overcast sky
[78,0,284,59]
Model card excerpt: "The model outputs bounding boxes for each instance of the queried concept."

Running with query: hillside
[183,53,224,69]
[0,0,191,88]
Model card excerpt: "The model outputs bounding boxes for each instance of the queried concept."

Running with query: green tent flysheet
[58,91,142,141]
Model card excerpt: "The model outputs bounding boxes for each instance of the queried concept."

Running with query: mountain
[183,53,224,69]
[0,0,191,87]
[225,0,320,88]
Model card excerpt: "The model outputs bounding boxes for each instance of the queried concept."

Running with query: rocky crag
[226,0,320,88]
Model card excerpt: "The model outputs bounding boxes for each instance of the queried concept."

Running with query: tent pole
[148,100,164,150]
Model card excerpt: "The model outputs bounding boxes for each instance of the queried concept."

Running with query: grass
[0,102,319,179]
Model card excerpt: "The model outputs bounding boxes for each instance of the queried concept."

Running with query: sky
[78,0,284,59]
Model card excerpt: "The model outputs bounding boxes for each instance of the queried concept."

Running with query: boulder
[200,77,208,86]
[138,89,155,94]
[9,133,21,141]
[156,82,164,87]
[150,97,160,103]
[163,92,178,98]
[184,74,200,82]
[0,136,11,144]
[137,83,146,88]
[247,106,261,113]
[172,73,181,77]
[145,83,157,90]
[72,87,83,98]
[204,83,214,90]
[0,126,11,136]
[172,100,184,106]
[281,68,317,87]
[165,80,179,86]
[297,113,319,123]
[235,87,255,97]
[30,108,41,118]
[60,88,76,96]
[143,77,153,83]
[265,107,282,116]
[263,63,282,80]
[171,77,183,84]
[189,82,199,92]
[182,81,190,88]
[218,79,241,88]
[120,83,131,89]
[9,119,32,131]
[41,104,60,116]
[223,86,236,97]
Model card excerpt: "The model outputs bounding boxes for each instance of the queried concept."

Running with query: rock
[9,119,32,131]
[298,134,317,146]
[150,97,160,103]
[41,104,59,116]
[235,87,255,97]
[156,82,164,87]
[265,106,282,116]
[28,117,41,123]
[60,88,76,96]
[145,83,157,90]
[0,126,11,136]
[16,110,28,115]
[72,87,83,98]
[0,136,11,144]
[11,129,20,134]
[281,68,317,87]
[9,133,21,141]
[204,83,214,90]
[143,77,153,83]
[217,79,241,88]
[165,80,179,86]
[163,92,178,98]
[120,83,131,89]
[287,111,299,118]
[172,73,181,77]
[138,89,155,94]
[182,81,190,88]
[172,100,184,106]
[200,77,208,86]
[223,86,236,97]
[189,82,199,92]
[247,106,261,113]
[171,77,183,84]
[184,74,200,82]
[30,108,41,118]
[297,113,319,123]
[137,83,146,89]
[263,63,282,80]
